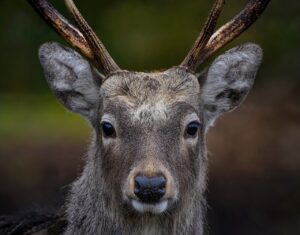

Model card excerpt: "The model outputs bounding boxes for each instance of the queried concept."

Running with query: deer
[0,0,270,234]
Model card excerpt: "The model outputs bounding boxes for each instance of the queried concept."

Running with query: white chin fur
[132,200,168,214]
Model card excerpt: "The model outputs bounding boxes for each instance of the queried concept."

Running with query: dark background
[0,0,299,234]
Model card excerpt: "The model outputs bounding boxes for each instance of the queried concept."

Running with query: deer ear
[200,43,262,127]
[39,42,103,121]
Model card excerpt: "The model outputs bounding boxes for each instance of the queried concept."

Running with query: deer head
[29,0,269,220]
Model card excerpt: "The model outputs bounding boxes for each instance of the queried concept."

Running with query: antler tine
[28,0,120,75]
[199,0,271,66]
[181,0,225,71]
[28,0,94,61]
[181,0,271,71]
[64,0,120,75]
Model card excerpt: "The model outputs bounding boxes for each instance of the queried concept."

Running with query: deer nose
[134,174,166,204]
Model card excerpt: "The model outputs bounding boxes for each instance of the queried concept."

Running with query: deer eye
[101,122,116,138]
[185,121,201,137]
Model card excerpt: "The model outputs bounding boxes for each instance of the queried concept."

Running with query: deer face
[99,69,202,214]
[39,41,262,214]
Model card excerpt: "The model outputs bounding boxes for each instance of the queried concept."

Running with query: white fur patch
[132,200,168,214]
[131,100,168,123]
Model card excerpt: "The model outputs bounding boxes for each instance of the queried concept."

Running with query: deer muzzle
[124,160,177,214]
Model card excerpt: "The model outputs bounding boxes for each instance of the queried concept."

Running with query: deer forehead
[100,69,200,124]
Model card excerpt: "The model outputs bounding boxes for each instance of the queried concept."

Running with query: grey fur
[37,42,263,235]
[200,43,263,129]
[39,42,101,121]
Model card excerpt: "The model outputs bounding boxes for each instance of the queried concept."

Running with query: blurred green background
[0,0,299,234]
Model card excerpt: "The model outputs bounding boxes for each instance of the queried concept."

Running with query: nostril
[158,178,166,189]
[134,178,141,190]
[134,174,166,204]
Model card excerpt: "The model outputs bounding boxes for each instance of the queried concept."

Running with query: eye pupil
[186,122,200,137]
[102,122,115,137]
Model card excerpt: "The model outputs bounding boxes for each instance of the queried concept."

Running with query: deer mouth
[131,199,168,214]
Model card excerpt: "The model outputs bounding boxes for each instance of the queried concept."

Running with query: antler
[181,0,271,71]
[27,0,120,75]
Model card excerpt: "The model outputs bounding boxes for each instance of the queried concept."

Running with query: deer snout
[124,162,177,214]
[134,174,166,204]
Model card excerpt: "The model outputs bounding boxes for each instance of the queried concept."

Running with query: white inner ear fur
[201,43,263,130]
[39,42,101,121]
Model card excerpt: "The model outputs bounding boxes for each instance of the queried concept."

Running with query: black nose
[134,174,166,204]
